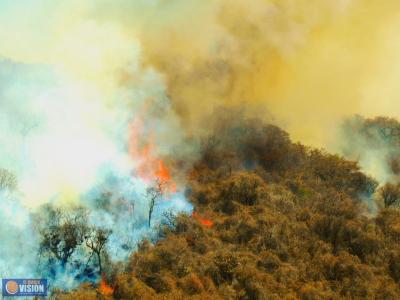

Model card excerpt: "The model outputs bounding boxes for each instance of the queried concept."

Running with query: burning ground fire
[129,119,214,228]
[192,211,214,227]
[129,118,215,228]
[99,275,114,295]
[2,0,400,298]
[0,50,193,290]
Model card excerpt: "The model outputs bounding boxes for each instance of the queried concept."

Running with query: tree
[85,228,112,275]
[146,179,165,227]
[0,168,17,191]
[39,206,89,267]
[379,183,400,208]
[38,205,113,278]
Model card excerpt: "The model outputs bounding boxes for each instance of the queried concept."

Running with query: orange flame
[99,275,114,295]
[156,160,177,192]
[129,119,177,193]
[192,212,214,227]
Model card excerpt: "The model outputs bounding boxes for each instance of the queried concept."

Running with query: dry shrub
[258,251,281,273]
[143,273,173,293]
[236,266,280,300]
[219,172,267,207]
[178,273,204,295]
[389,250,400,283]
[298,281,336,300]
[52,284,100,300]
[378,183,400,208]
[212,252,239,284]
[60,120,400,299]
[113,275,156,300]
[376,208,400,242]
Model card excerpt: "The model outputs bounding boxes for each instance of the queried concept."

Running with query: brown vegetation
[55,120,400,299]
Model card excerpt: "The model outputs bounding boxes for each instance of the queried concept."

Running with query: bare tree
[146,179,165,227]
[85,228,112,275]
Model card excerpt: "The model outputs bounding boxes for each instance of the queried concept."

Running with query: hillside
[55,119,400,299]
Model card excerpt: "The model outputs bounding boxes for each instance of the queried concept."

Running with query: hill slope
[55,120,400,299]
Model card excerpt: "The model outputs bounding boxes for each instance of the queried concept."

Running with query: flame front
[192,212,214,227]
[99,275,114,295]
[129,119,177,193]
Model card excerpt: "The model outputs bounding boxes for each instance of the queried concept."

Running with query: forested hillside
[55,119,400,299]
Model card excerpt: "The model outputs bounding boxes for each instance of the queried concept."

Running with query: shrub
[379,183,400,208]
[143,274,172,293]
[219,172,266,206]
[258,252,281,273]
[178,273,204,295]
[113,275,156,300]
[60,119,400,299]
[389,251,400,283]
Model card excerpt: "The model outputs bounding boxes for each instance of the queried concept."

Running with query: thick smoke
[340,116,400,184]
[128,0,400,182]
[0,22,191,289]
[133,0,400,152]
[2,0,400,291]
[3,1,400,148]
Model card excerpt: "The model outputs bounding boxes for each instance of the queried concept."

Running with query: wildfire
[129,119,176,193]
[192,212,214,227]
[99,275,114,295]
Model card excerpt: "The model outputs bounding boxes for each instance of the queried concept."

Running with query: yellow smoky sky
[1,0,400,150]
[132,0,400,149]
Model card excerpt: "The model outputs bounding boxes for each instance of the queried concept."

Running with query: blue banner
[2,279,47,297]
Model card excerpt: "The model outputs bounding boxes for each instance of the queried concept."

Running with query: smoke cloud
[0,8,191,288]
[1,0,400,290]
[2,0,400,146]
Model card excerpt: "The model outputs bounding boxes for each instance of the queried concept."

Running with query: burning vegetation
[54,117,400,299]
[3,1,400,299]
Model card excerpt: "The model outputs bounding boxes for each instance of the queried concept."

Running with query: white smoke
[0,23,192,288]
